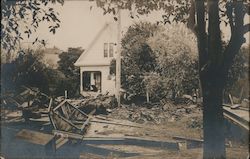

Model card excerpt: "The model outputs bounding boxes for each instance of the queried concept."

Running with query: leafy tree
[1,49,49,93]
[143,72,168,101]
[58,47,83,77]
[57,47,83,97]
[96,0,249,158]
[45,67,65,96]
[110,22,158,97]
[147,24,199,99]
[1,0,63,55]
[226,46,249,100]
[112,23,199,102]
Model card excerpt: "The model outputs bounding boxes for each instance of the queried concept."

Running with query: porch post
[115,8,121,107]
[80,68,83,94]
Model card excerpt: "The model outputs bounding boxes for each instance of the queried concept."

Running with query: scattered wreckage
[1,87,249,158]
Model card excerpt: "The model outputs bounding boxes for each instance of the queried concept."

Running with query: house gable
[75,23,117,67]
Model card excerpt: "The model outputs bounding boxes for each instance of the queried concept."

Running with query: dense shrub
[1,49,49,94]
[147,24,199,100]
[110,22,159,98]
[1,47,82,98]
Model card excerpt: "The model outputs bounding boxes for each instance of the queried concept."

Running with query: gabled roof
[74,23,114,67]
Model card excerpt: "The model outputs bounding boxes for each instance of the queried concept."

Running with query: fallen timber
[15,129,55,155]
[52,130,179,150]
[223,104,249,131]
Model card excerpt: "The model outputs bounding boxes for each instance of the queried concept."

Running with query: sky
[21,1,249,51]
[23,1,163,51]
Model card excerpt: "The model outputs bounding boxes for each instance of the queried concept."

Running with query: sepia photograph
[1,0,249,158]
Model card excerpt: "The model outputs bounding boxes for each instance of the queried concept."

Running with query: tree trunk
[194,0,246,158]
[201,76,226,159]
[197,0,226,158]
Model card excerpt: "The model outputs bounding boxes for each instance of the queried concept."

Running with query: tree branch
[226,2,235,33]
[207,0,223,69]
[223,1,246,78]
[195,0,208,73]
[243,23,250,34]
[187,0,196,32]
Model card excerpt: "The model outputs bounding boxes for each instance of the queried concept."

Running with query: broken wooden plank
[90,118,144,128]
[48,98,57,130]
[49,112,57,130]
[80,144,140,158]
[223,103,249,111]
[81,117,91,131]
[61,102,70,119]
[229,94,234,105]
[48,98,53,111]
[223,106,249,129]
[94,115,112,121]
[53,130,86,140]
[172,136,203,142]
[66,100,88,117]
[52,130,179,150]
[16,129,55,146]
[80,109,96,131]
[224,112,249,131]
[15,129,56,155]
[53,100,67,111]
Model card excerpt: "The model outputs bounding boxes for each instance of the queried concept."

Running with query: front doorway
[82,71,101,92]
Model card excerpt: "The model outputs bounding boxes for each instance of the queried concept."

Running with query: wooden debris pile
[66,95,118,115]
[1,86,50,121]
[48,99,94,136]
[108,101,201,124]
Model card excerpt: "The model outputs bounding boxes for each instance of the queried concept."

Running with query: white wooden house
[74,23,117,96]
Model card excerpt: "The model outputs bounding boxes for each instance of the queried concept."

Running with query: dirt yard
[1,97,249,159]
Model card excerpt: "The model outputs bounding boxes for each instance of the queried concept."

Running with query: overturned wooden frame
[48,99,95,137]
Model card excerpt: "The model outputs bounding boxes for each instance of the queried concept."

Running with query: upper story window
[109,43,114,57]
[104,43,108,57]
[104,43,115,58]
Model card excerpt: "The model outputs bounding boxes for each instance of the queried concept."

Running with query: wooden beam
[52,130,179,150]
[66,100,88,117]
[16,129,54,145]
[172,136,203,143]
[48,98,53,111]
[53,100,67,111]
[90,119,144,128]
[61,102,70,119]
[224,112,249,131]
[49,113,57,130]
[81,117,91,131]
[48,99,57,130]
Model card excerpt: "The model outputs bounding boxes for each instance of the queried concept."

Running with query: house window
[109,43,114,57]
[82,71,101,92]
[104,43,108,57]
[104,43,115,58]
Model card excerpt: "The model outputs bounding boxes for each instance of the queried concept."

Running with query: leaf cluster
[1,0,64,53]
